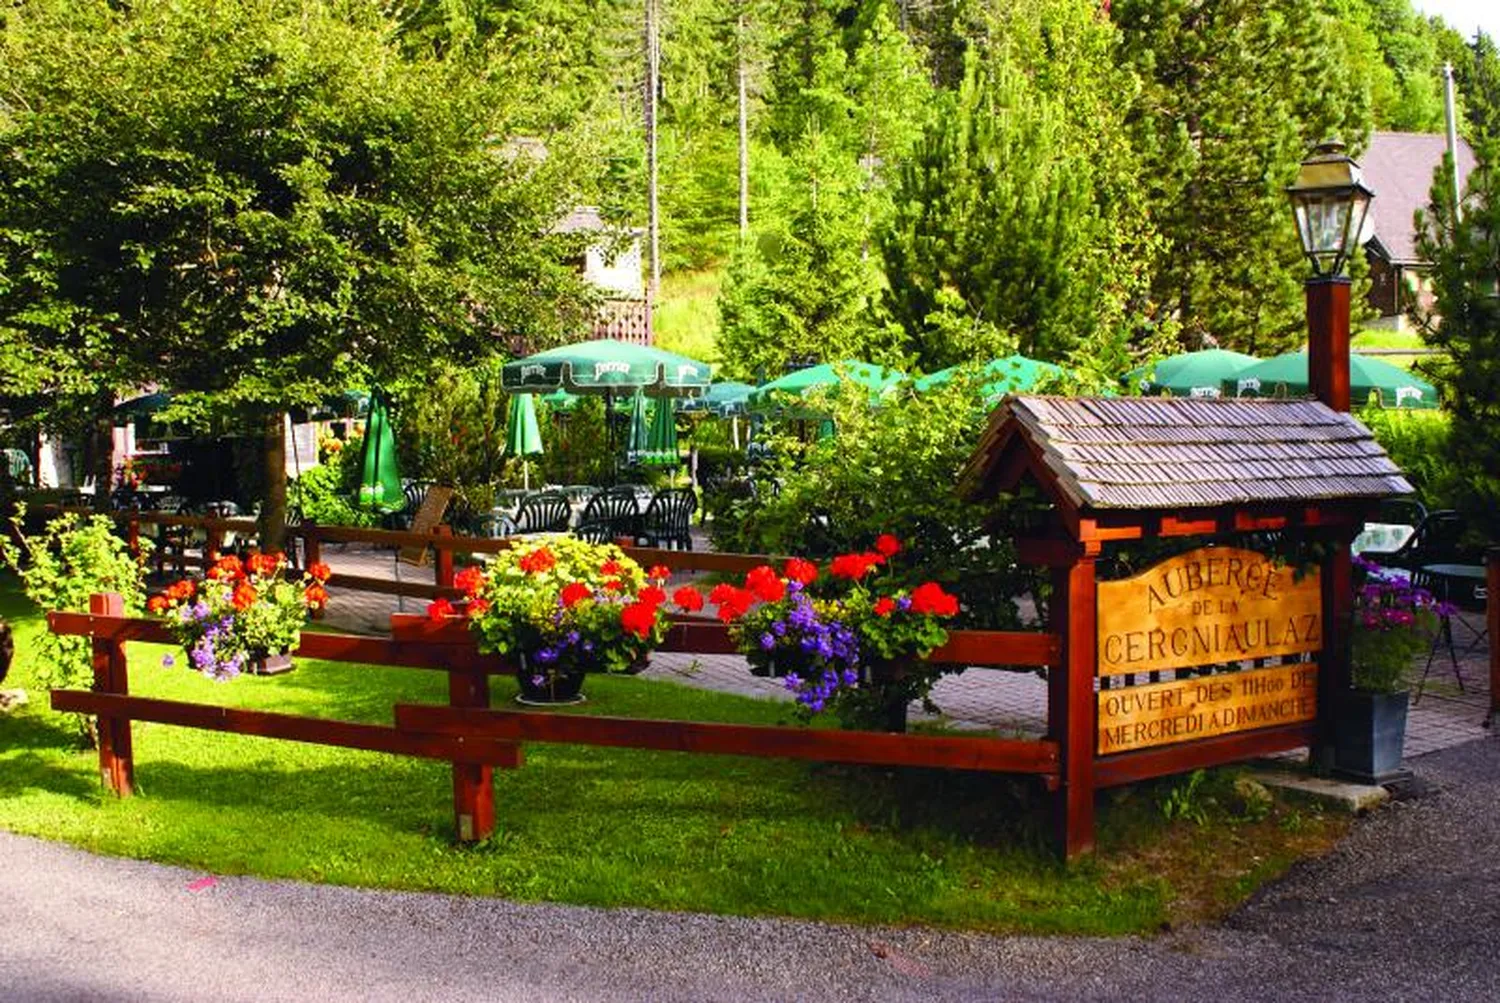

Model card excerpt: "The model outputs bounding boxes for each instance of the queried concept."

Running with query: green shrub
[1358,407,1459,511]
[0,506,148,742]
[707,378,1028,629]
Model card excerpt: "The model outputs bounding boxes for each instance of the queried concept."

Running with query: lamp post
[1286,142,1375,777]
[1286,141,1375,412]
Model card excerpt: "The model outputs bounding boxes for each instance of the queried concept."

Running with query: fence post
[1050,555,1097,860]
[204,521,222,567]
[303,520,322,571]
[1488,548,1499,729]
[449,659,495,843]
[434,524,455,591]
[89,592,134,797]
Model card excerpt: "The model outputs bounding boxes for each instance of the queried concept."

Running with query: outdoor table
[1414,563,1489,702]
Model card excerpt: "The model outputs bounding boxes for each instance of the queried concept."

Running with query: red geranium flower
[247,553,281,577]
[744,565,785,603]
[638,585,668,608]
[518,547,557,575]
[603,578,625,593]
[231,582,257,611]
[620,601,658,639]
[783,557,818,585]
[465,598,491,617]
[873,596,896,617]
[303,584,329,610]
[600,558,624,576]
[147,595,168,613]
[560,582,592,607]
[829,553,876,580]
[673,586,705,612]
[307,562,333,583]
[454,565,486,597]
[426,597,455,621]
[909,582,959,617]
[712,586,754,623]
[648,564,672,581]
[208,555,245,581]
[874,534,901,557]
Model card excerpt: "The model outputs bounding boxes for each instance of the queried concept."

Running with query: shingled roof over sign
[962,396,1413,511]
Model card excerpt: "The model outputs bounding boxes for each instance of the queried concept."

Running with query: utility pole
[738,12,750,236]
[645,0,661,299]
[1443,62,1463,222]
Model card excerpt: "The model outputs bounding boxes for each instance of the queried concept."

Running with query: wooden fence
[49,589,1064,850]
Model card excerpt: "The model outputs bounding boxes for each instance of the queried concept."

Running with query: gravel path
[4,737,1498,1002]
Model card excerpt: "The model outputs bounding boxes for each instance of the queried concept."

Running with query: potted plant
[1335,556,1447,782]
[152,554,331,680]
[709,534,961,731]
[441,537,674,704]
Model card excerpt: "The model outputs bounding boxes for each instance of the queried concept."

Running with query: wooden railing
[49,593,1064,852]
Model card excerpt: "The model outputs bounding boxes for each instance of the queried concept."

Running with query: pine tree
[1413,142,1500,539]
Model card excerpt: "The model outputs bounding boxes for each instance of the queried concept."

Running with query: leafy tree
[1114,0,1373,354]
[716,127,900,379]
[880,49,1124,368]
[1412,141,1500,541]
[0,1,593,547]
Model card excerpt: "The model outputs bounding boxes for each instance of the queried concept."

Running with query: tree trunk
[91,390,116,512]
[260,411,287,554]
[738,14,750,236]
[645,0,661,299]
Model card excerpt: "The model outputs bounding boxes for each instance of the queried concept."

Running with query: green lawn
[0,575,1346,934]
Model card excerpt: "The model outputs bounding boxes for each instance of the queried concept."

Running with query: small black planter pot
[1333,689,1410,784]
[514,664,587,706]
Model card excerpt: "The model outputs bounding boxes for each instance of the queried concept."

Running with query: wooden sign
[1097,663,1318,755]
[398,486,454,567]
[1096,546,1320,676]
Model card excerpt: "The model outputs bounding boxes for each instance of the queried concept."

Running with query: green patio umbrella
[641,397,680,466]
[747,361,906,418]
[915,355,1068,403]
[676,380,754,417]
[503,338,711,479]
[626,390,651,465]
[1224,351,1438,409]
[502,338,713,395]
[505,393,545,490]
[356,388,404,512]
[1128,349,1259,398]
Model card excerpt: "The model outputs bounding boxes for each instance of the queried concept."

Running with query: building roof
[963,396,1412,511]
[1362,131,1477,266]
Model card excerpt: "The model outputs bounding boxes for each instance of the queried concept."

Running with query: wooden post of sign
[1312,541,1353,773]
[449,660,495,843]
[1050,556,1098,859]
[1487,548,1499,729]
[89,592,134,797]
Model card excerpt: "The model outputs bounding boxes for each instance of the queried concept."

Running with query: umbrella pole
[523,459,530,492]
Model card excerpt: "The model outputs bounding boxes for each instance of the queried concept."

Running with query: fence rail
[49,594,1064,853]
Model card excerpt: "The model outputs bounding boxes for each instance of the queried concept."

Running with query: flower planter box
[248,651,295,676]
[1333,689,1409,784]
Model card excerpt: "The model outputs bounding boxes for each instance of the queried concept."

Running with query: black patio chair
[637,487,696,550]
[1371,510,1479,575]
[574,487,641,544]
[513,491,572,535]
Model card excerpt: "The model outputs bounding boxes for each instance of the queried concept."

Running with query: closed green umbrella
[641,397,680,466]
[1225,351,1438,409]
[626,390,651,465]
[356,388,403,513]
[1128,349,1259,398]
[915,355,1068,403]
[506,393,544,490]
[748,361,906,418]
